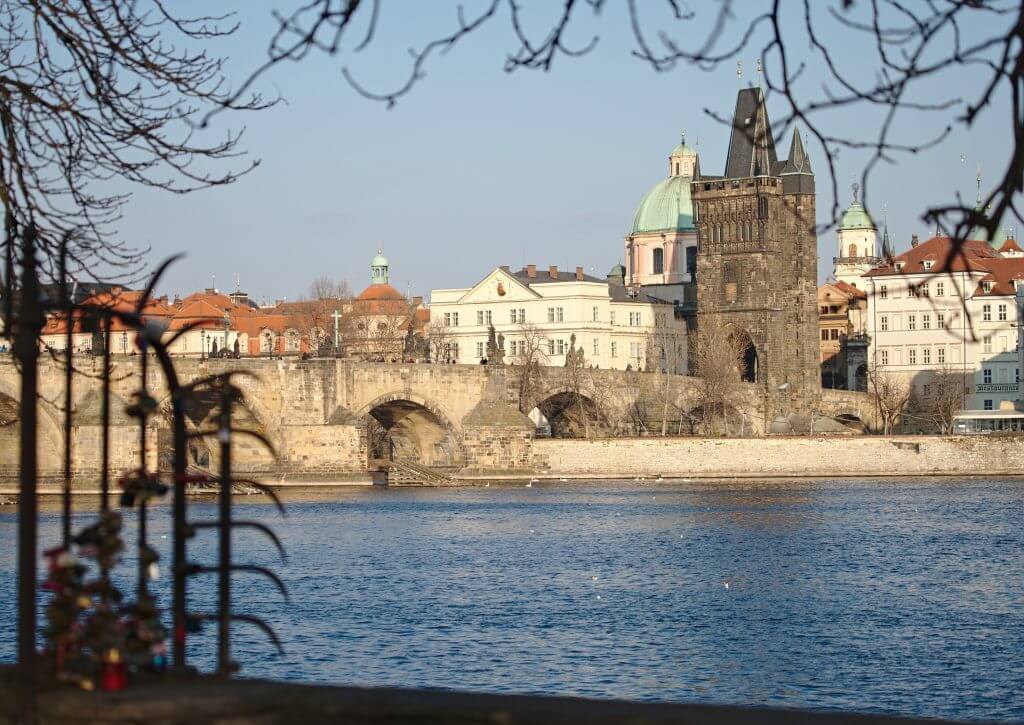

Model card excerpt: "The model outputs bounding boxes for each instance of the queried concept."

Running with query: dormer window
[923,260,934,271]
[894,262,905,272]
[983,281,994,293]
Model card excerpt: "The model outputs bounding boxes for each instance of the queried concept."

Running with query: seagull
[723,582,730,590]
[484,482,490,488]
[656,475,664,481]
[558,477,567,482]
[591,575,598,581]
[596,595,602,600]
[525,482,532,488]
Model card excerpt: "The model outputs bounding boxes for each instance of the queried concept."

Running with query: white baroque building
[429,264,686,372]
[865,232,1024,411]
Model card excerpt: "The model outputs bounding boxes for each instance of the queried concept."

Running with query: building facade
[865,234,1024,411]
[429,264,686,372]
[691,87,821,418]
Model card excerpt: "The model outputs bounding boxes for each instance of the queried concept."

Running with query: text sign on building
[975,383,1019,393]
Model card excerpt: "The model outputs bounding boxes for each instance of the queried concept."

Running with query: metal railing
[4,226,286,703]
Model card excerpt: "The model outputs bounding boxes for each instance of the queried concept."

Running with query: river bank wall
[532,435,1024,478]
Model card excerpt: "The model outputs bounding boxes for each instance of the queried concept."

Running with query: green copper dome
[631,176,695,235]
[968,223,1008,249]
[839,202,875,230]
[372,251,388,267]
[670,142,696,157]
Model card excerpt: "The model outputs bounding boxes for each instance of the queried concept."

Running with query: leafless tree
[869,364,913,435]
[220,2,1022,258]
[0,2,269,287]
[644,321,688,435]
[693,317,749,436]
[511,323,549,413]
[427,319,453,363]
[308,276,353,302]
[914,365,969,434]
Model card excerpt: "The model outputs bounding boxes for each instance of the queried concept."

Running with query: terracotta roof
[355,283,405,302]
[999,238,1023,254]
[970,257,1024,297]
[832,280,867,300]
[177,291,235,311]
[864,236,999,277]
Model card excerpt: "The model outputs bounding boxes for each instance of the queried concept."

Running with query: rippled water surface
[2,478,1024,721]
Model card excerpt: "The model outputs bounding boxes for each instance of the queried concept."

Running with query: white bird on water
[484,482,490,488]
[723,582,730,590]
[525,482,533,488]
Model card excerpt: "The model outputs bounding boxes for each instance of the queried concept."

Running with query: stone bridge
[0,357,877,479]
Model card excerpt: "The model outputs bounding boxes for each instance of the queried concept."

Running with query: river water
[1,478,1023,721]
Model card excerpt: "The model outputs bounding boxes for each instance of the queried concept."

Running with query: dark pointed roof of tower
[724,87,778,178]
[880,222,894,261]
[780,129,812,174]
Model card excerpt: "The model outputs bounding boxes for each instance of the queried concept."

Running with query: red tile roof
[832,280,867,300]
[999,238,1023,254]
[864,236,999,277]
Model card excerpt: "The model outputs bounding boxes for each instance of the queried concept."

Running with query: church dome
[968,223,1008,249]
[839,202,875,231]
[372,251,388,268]
[356,283,404,302]
[631,176,695,235]
[670,141,697,158]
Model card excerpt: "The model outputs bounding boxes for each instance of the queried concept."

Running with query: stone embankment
[533,436,1024,479]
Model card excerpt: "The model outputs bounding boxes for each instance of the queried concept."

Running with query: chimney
[526,264,536,278]
[549,265,558,279]
[575,266,584,281]
[911,234,919,247]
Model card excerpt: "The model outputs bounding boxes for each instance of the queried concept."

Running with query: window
[519,308,526,323]
[908,348,917,365]
[880,316,889,331]
[922,384,931,397]
[880,349,889,365]
[610,341,617,357]
[908,314,916,331]
[983,281,993,293]
[908,284,918,298]
[629,341,642,361]
[556,339,566,355]
[476,342,485,359]
[983,304,992,321]
[686,246,697,275]
[557,307,564,322]
[286,330,300,352]
[894,262,905,272]
[921,284,929,297]
[984,335,993,353]
[937,313,945,329]
[879,285,888,300]
[820,306,829,314]
[1017,368,1020,384]
[509,309,517,324]
[936,282,945,297]
[653,248,664,275]
[998,367,1009,384]
[937,347,946,364]
[983,368,993,384]
[821,330,829,341]
[984,399,994,411]
[547,307,555,323]
[922,348,931,364]
[830,328,840,340]
[1000,335,1008,352]
[922,314,931,330]
[443,312,459,327]
[999,304,1008,321]
[593,339,599,356]
[610,311,616,326]
[547,339,555,355]
[923,260,934,271]
[848,243,857,258]
[592,306,599,322]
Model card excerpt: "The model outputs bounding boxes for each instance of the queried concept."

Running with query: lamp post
[200,329,206,361]
[120,330,127,355]
[222,311,231,358]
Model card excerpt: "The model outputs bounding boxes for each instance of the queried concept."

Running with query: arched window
[849,243,857,258]
[260,329,274,353]
[653,248,664,274]
[285,329,300,352]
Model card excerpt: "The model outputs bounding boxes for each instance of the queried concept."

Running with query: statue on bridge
[486,324,505,366]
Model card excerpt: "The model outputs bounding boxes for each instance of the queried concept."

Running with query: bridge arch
[531,390,608,439]
[356,392,464,468]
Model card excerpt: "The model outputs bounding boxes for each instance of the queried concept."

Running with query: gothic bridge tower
[691,87,821,420]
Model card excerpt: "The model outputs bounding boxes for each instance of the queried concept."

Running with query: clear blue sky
[115,2,1015,304]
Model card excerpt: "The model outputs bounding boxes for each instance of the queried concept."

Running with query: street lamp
[200,329,206,361]
[222,311,231,357]
[120,331,127,355]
